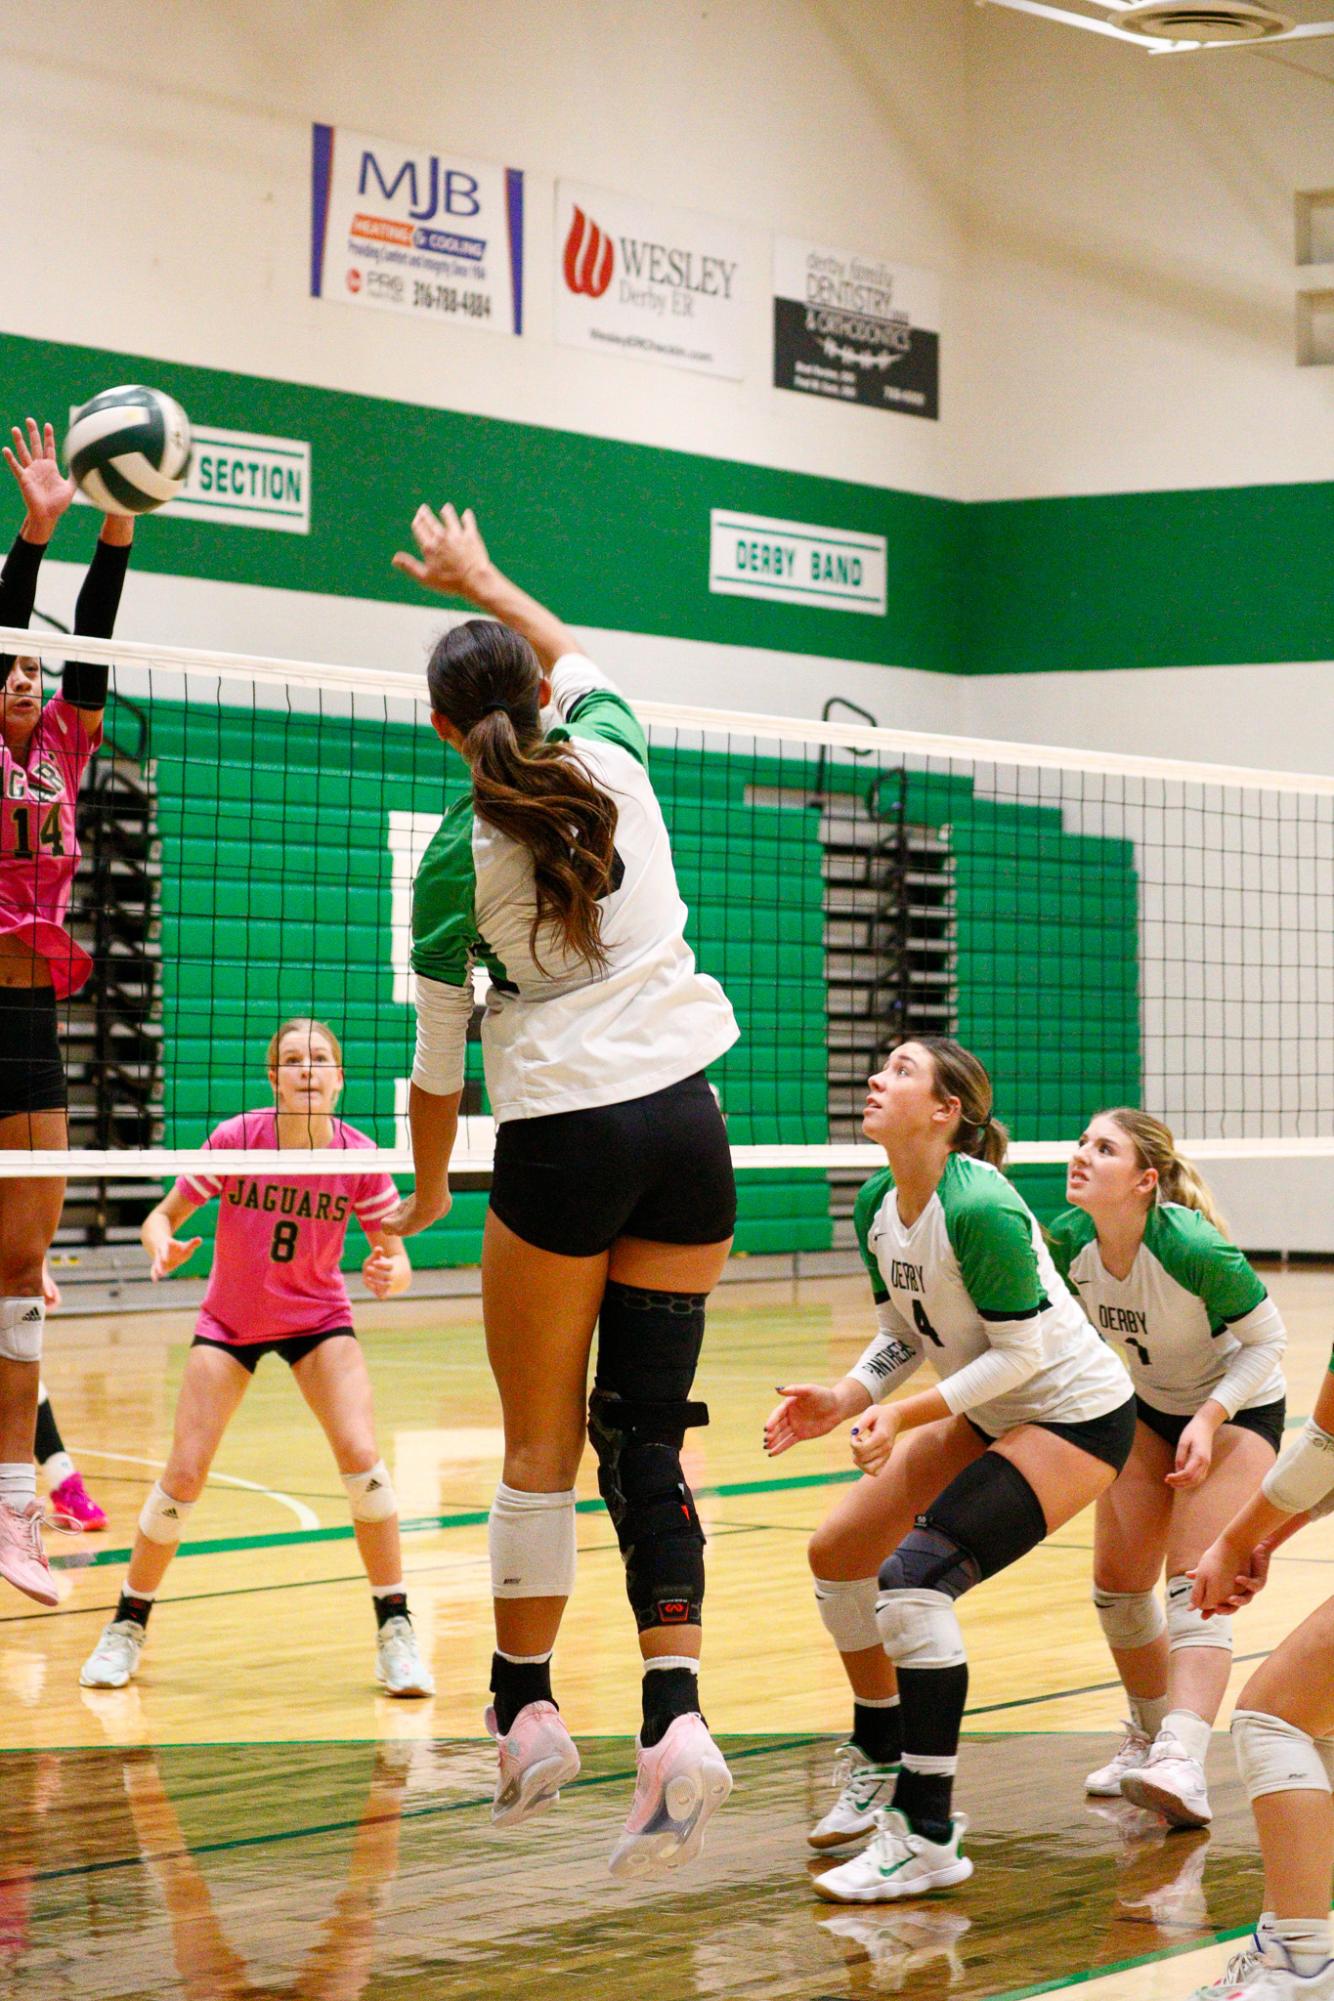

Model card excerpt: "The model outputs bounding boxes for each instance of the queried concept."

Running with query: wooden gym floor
[4,1266,1332,2000]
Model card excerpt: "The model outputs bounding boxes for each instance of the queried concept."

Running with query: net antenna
[976,0,1334,52]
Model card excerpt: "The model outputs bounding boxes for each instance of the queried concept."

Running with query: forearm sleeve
[1210,1296,1286,1419]
[937,1315,1046,1416]
[63,538,131,706]
[411,974,475,1095]
[0,531,44,639]
[849,1301,925,1402]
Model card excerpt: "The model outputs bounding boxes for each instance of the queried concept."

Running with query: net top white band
[5,623,1334,798]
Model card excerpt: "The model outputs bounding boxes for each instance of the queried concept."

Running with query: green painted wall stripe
[967,481,1334,675]
[6,330,1328,676]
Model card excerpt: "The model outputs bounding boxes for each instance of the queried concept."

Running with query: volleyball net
[4,625,1333,1263]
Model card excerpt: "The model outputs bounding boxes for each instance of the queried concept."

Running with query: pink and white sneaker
[608,1713,733,1879]
[486,1700,581,1827]
[0,1501,58,1607]
[48,1473,108,1533]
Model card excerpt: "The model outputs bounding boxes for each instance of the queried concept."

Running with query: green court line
[982,1927,1254,2001]
[49,1466,864,1571]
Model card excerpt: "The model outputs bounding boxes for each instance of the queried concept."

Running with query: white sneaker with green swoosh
[813,1807,973,1903]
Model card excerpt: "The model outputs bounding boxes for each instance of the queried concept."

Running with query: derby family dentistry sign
[555,181,746,378]
[708,510,887,615]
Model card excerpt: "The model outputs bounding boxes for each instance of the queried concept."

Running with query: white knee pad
[876,1587,967,1670]
[138,1481,194,1546]
[1167,1572,1233,1653]
[1094,1585,1167,1651]
[0,1297,44,1363]
[489,1482,577,1599]
[343,1460,397,1524]
[814,1575,882,1653]
[1233,1709,1334,1800]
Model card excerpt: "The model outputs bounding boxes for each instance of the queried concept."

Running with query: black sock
[490,1651,554,1734]
[34,1399,64,1465]
[372,1591,409,1630]
[641,1666,700,1748]
[852,1700,902,1766]
[115,1591,154,1631]
[892,1766,955,1842]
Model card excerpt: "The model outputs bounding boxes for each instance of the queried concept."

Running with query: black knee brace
[879,1450,1048,1599]
[589,1281,710,1632]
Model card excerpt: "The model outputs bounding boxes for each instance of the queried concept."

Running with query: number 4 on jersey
[912,1298,943,1348]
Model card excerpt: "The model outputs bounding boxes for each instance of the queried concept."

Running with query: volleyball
[64,384,192,516]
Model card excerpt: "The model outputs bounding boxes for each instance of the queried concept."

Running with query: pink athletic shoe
[608,1713,733,1878]
[486,1700,581,1827]
[0,1501,58,1607]
[48,1472,108,1533]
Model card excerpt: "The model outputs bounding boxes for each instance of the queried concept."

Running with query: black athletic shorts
[0,987,66,1121]
[191,1327,355,1375]
[1136,1393,1286,1456]
[489,1070,738,1258]
[968,1393,1138,1473]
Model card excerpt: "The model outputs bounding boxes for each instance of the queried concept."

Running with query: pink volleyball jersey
[174,1110,400,1344]
[0,695,102,996]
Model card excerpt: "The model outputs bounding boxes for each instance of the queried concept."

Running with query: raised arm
[0,419,76,631]
[63,514,134,729]
[393,504,580,672]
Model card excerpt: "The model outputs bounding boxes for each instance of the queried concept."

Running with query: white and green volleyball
[64,385,192,516]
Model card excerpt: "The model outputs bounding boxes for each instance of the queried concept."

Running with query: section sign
[72,417,311,534]
[709,509,887,616]
[311,123,524,334]
[556,180,745,379]
[773,238,939,420]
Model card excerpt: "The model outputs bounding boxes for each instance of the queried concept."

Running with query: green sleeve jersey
[938,1159,1047,1321]
[1045,1207,1098,1290]
[1140,1204,1267,1333]
[852,1168,895,1305]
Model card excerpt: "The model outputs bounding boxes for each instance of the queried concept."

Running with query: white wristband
[411,974,475,1095]
[1262,1419,1334,1516]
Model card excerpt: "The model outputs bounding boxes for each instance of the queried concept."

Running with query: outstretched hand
[392,503,491,600]
[3,420,76,540]
[150,1235,202,1282]
[764,1383,845,1457]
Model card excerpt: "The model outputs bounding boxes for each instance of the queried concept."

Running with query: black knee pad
[878,1522,981,1601]
[920,1451,1048,1585]
[589,1281,710,1632]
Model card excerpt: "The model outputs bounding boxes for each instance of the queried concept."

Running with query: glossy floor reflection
[1,1733,1263,2001]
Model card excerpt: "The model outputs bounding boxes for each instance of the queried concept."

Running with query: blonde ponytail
[1103,1108,1229,1237]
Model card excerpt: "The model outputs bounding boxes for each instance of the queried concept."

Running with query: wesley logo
[563,206,614,297]
[709,509,887,617]
[555,180,746,379]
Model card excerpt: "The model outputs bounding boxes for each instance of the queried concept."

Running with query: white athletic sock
[1129,1693,1170,1738]
[42,1451,75,1486]
[371,1580,405,1597]
[1269,1918,1333,1977]
[1163,1707,1212,1765]
[856,1693,901,1709]
[496,1648,553,1666]
[0,1462,36,1512]
[644,1655,699,1675]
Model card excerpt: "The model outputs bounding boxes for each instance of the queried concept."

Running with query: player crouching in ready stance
[79,1019,431,1700]
[765,1038,1135,1903]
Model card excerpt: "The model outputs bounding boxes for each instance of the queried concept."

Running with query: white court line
[66,1448,321,1530]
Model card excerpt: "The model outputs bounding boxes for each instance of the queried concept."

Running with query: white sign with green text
[708,509,886,615]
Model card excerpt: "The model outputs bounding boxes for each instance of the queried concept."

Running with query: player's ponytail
[1103,1108,1229,1236]
[915,1036,1011,1170]
[426,619,618,975]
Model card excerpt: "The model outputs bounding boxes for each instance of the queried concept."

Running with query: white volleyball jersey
[411,655,738,1122]
[850,1153,1130,1436]
[1046,1203,1285,1419]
